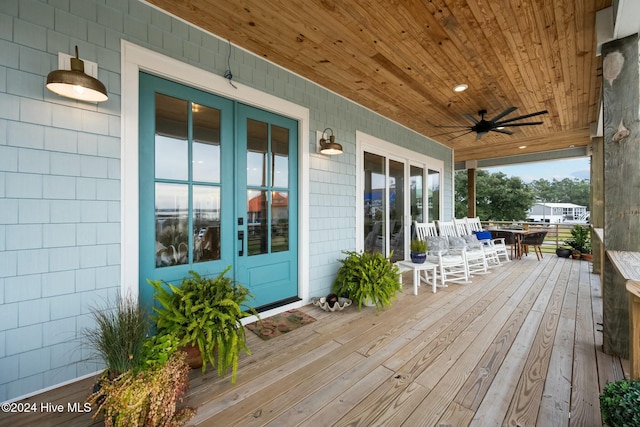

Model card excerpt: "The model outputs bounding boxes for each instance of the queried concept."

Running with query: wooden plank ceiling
[146,0,611,163]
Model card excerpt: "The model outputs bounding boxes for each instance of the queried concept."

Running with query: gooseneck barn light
[46,46,108,103]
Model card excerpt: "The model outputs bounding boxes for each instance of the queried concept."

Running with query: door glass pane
[155,183,189,267]
[410,165,424,223]
[155,94,188,180]
[193,185,221,262]
[192,103,221,183]
[272,125,289,188]
[271,191,288,253]
[247,190,268,256]
[247,119,268,187]
[428,169,440,221]
[364,152,385,254]
[389,160,404,262]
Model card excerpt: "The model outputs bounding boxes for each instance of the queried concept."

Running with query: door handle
[238,230,244,256]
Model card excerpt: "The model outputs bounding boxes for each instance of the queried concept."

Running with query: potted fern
[148,267,255,383]
[332,250,401,313]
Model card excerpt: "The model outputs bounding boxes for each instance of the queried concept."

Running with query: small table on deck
[395,260,439,295]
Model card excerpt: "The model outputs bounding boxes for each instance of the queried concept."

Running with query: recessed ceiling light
[453,84,468,92]
[519,145,527,149]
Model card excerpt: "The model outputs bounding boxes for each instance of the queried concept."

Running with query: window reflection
[247,119,268,187]
[155,94,188,180]
[363,152,385,254]
[247,190,268,256]
[428,169,440,221]
[192,103,221,183]
[389,160,404,262]
[272,125,289,188]
[155,183,189,267]
[410,165,424,223]
[193,186,221,262]
[271,191,288,253]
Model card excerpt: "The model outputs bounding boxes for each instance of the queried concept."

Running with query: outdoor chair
[521,230,548,261]
[424,235,471,286]
[435,220,458,237]
[447,235,489,276]
[490,230,517,260]
[415,221,438,239]
[453,217,470,236]
[464,217,510,264]
[455,217,501,267]
[465,216,484,233]
[439,220,493,273]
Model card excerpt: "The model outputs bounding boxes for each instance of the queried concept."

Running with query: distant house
[527,203,588,223]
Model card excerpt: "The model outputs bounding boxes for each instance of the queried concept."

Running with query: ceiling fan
[434,107,549,140]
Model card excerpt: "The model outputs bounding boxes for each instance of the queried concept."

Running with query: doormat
[246,309,316,341]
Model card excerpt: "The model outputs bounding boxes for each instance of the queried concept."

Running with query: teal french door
[139,73,298,310]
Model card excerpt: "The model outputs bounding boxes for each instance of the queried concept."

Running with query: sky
[482,157,590,183]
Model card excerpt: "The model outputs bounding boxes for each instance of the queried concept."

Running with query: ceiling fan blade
[489,106,517,122]
[496,110,548,125]
[433,125,472,128]
[448,130,475,141]
[430,128,473,137]
[490,128,513,135]
[464,114,479,124]
[499,121,544,127]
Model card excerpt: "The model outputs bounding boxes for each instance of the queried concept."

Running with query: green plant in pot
[410,239,427,264]
[600,378,640,427]
[83,296,194,427]
[148,266,255,383]
[332,250,401,313]
[565,225,590,255]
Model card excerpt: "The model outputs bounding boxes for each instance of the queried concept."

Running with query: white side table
[395,260,439,295]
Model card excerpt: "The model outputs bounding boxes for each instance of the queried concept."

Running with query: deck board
[536,258,579,427]
[0,256,627,427]
[570,258,603,427]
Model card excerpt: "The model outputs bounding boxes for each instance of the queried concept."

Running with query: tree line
[454,170,590,221]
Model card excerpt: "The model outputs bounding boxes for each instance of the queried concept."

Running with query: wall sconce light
[46,46,108,103]
[318,128,343,155]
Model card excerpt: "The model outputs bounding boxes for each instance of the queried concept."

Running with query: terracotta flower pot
[581,253,593,262]
[181,343,203,369]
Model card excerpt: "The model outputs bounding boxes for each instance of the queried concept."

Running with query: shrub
[600,378,640,427]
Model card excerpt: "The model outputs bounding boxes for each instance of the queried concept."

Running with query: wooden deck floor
[1,255,628,427]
